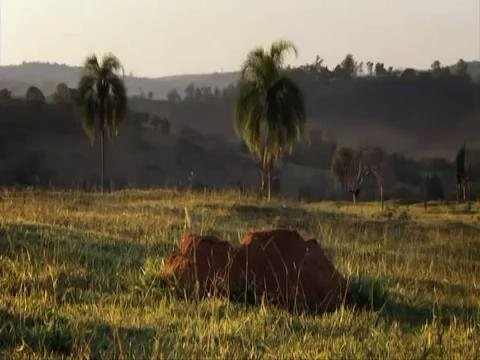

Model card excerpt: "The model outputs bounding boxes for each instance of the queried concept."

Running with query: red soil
[163,229,349,313]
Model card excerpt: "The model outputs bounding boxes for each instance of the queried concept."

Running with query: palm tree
[235,40,306,200]
[77,53,127,193]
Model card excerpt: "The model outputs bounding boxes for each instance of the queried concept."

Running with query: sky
[2,0,479,77]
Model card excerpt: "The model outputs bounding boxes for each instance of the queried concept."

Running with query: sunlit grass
[0,189,479,358]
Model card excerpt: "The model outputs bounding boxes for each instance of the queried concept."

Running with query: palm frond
[83,55,100,76]
[270,40,298,66]
[266,76,306,154]
[81,91,97,146]
[235,40,305,175]
[235,81,264,157]
[77,53,127,144]
[101,53,124,74]
[105,74,127,137]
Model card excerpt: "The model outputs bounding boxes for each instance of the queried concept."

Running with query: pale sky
[2,0,479,77]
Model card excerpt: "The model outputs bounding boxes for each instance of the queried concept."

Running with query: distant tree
[235,40,306,200]
[167,89,181,103]
[25,86,46,104]
[184,83,195,100]
[456,144,472,203]
[362,147,387,209]
[341,54,356,78]
[0,88,12,102]
[331,146,387,205]
[356,61,364,76]
[430,60,452,78]
[52,83,72,103]
[200,86,213,99]
[401,68,416,79]
[332,147,365,204]
[333,64,344,78]
[366,61,374,76]
[312,55,324,73]
[77,53,127,193]
[300,55,326,75]
[455,59,469,78]
[431,60,441,73]
[148,91,154,100]
[375,63,388,76]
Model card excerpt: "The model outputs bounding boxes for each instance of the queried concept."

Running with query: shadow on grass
[381,300,479,329]
[389,277,479,299]
[350,277,479,329]
[0,307,156,357]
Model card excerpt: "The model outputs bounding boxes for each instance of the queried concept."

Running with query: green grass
[0,189,479,358]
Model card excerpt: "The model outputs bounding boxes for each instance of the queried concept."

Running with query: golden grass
[0,189,479,358]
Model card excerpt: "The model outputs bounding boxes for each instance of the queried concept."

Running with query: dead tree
[332,146,387,207]
[456,144,472,204]
[331,147,368,204]
[363,147,387,210]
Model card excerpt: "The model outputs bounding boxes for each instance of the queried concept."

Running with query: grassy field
[0,189,479,359]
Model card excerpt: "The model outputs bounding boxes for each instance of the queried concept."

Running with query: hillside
[0,62,238,99]
[1,60,480,198]
[1,60,479,100]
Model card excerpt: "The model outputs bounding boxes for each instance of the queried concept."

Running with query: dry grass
[0,189,479,358]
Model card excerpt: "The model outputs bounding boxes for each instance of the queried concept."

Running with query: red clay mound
[234,229,348,313]
[163,230,348,313]
[162,234,236,295]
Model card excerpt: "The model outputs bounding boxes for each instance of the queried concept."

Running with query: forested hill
[128,69,480,160]
[1,60,480,101]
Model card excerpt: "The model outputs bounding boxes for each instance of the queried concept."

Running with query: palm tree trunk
[467,181,472,212]
[267,166,271,202]
[380,183,384,210]
[260,168,266,194]
[100,128,105,194]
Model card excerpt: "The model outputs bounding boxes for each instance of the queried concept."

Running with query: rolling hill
[0,62,238,99]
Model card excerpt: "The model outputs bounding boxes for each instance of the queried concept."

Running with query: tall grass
[0,189,478,358]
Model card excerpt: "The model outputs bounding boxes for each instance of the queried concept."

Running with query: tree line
[0,43,476,204]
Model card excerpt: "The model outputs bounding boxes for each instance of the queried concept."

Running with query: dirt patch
[162,230,349,313]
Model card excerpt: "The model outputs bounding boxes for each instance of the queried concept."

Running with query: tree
[184,83,195,100]
[456,144,472,203]
[331,146,387,205]
[375,63,388,76]
[0,88,12,102]
[356,61,364,76]
[331,147,366,204]
[362,147,387,209]
[431,60,441,73]
[455,59,469,78]
[401,68,416,79]
[235,40,306,200]
[52,83,72,103]
[341,54,356,78]
[25,86,46,104]
[366,61,374,76]
[77,53,127,193]
[167,89,181,104]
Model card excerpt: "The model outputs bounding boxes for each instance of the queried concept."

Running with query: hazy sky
[3,0,479,77]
